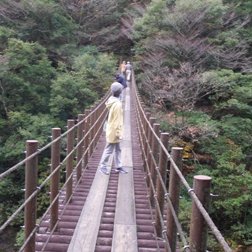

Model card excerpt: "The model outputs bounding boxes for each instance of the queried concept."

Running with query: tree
[133,0,252,110]
[0,38,56,118]
[198,135,252,245]
[58,0,136,53]
[49,47,116,122]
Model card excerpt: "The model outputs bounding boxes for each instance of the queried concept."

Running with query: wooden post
[155,133,169,237]
[166,147,183,252]
[76,114,84,182]
[87,110,92,158]
[93,106,98,147]
[84,110,90,169]
[143,112,151,168]
[25,140,38,252]
[50,128,61,231]
[189,175,212,252]
[146,117,155,187]
[89,108,94,156]
[66,120,75,202]
[100,104,105,136]
[149,123,160,207]
[139,107,146,168]
[90,108,95,155]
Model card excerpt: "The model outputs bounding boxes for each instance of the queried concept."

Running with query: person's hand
[115,130,122,140]
[116,135,122,140]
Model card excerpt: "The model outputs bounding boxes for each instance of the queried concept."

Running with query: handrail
[0,92,110,181]
[131,70,232,252]
[0,89,110,252]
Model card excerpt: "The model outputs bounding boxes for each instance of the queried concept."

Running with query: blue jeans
[100,142,122,169]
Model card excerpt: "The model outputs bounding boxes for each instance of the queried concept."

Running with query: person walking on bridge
[115,73,127,102]
[120,60,126,77]
[125,61,132,81]
[99,82,128,175]
[115,73,127,89]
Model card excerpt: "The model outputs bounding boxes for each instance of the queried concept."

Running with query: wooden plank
[114,168,135,224]
[121,142,133,167]
[111,224,137,252]
[68,86,137,252]
[67,157,112,252]
[112,86,138,252]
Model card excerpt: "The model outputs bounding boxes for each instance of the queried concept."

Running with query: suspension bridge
[0,69,232,252]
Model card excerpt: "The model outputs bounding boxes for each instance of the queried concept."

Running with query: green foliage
[211,70,252,93]
[133,0,227,49]
[0,26,15,50]
[50,48,116,121]
[73,49,116,94]
[0,0,129,250]
[223,0,252,15]
[49,73,97,121]
[170,0,227,34]
[210,30,241,48]
[183,111,219,133]
[133,0,252,114]
[203,70,245,101]
[0,112,55,164]
[0,176,24,226]
[168,103,252,246]
[231,220,252,245]
[134,0,167,41]
[160,111,220,143]
[159,120,173,133]
[36,158,51,217]
[0,39,56,116]
[15,229,24,249]
[197,135,252,245]
[19,0,77,48]
[209,71,252,126]
[219,116,252,147]
[178,198,191,231]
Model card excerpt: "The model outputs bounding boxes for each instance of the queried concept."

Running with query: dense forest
[0,0,252,251]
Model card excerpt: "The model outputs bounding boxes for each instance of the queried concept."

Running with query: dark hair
[113,90,121,97]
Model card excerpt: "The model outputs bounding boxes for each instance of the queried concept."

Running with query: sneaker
[99,167,109,175]
[115,167,128,174]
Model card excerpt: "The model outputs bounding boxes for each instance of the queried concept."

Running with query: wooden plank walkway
[36,84,166,251]
[68,86,137,252]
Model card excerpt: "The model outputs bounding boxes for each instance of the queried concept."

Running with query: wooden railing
[131,70,232,252]
[0,91,109,252]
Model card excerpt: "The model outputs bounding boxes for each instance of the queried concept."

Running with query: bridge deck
[35,86,166,251]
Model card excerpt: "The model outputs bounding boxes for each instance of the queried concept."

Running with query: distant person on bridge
[125,61,132,81]
[115,73,127,89]
[99,82,128,175]
[120,60,126,77]
[115,73,127,102]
